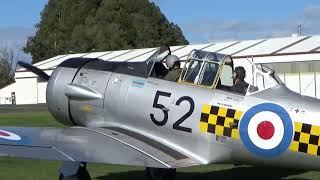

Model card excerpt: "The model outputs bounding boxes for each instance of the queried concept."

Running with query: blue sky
[0,0,320,62]
[155,0,320,42]
[0,0,47,61]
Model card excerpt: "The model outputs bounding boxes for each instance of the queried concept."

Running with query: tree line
[24,0,189,64]
[0,0,188,88]
[0,46,16,89]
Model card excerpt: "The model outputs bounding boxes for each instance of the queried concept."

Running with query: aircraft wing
[0,126,201,168]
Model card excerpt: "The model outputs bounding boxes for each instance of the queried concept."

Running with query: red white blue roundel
[0,130,21,141]
[0,129,32,145]
[239,103,293,157]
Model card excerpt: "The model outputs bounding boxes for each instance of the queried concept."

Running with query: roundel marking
[0,130,21,141]
[0,131,10,137]
[257,121,275,140]
[247,111,285,150]
[239,103,293,158]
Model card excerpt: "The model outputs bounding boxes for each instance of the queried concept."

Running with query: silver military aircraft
[2,45,320,180]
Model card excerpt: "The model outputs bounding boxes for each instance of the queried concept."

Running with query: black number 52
[150,91,195,133]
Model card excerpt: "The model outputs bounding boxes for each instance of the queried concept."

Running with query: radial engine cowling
[46,58,93,126]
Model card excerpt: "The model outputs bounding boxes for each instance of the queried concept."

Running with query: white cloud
[183,20,279,43]
[182,5,320,43]
[0,27,35,62]
[302,5,320,20]
[299,5,320,35]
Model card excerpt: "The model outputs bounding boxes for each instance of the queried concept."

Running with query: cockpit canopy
[176,49,283,96]
[179,50,234,88]
[136,46,283,96]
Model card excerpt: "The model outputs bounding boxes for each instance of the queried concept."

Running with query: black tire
[58,166,91,180]
[146,167,176,180]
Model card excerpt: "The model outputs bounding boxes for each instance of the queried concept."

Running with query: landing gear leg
[59,162,91,180]
[146,167,176,180]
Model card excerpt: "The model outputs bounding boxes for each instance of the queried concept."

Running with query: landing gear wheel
[146,167,176,180]
[58,166,91,180]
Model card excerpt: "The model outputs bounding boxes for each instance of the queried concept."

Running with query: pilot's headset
[234,66,246,80]
[165,55,180,70]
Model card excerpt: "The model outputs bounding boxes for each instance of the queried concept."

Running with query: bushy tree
[24,0,189,64]
[0,46,15,89]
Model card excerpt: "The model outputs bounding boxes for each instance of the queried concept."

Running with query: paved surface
[0,104,49,113]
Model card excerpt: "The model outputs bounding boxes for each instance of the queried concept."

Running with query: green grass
[0,105,319,180]
[0,112,63,127]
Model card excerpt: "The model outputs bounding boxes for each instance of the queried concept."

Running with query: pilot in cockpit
[231,66,249,95]
[164,55,182,82]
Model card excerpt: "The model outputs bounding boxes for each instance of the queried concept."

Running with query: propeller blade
[18,61,50,81]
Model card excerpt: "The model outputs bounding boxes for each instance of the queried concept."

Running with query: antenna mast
[298,24,302,36]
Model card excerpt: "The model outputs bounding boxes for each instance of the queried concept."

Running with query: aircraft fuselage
[47,58,320,170]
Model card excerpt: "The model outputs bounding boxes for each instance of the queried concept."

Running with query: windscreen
[183,60,203,83]
[181,59,219,87]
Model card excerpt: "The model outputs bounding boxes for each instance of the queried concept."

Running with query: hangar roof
[18,35,320,72]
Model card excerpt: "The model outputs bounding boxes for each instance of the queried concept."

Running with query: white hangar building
[1,35,320,105]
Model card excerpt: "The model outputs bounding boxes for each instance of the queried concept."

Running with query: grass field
[0,104,319,180]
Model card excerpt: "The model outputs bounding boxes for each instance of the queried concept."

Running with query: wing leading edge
[0,127,201,168]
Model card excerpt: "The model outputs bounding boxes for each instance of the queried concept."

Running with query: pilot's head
[165,55,180,69]
[234,66,246,81]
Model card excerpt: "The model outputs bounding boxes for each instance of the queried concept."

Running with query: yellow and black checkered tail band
[289,122,320,156]
[199,104,243,139]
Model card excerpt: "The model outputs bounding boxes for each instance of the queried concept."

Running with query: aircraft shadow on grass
[96,166,309,180]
